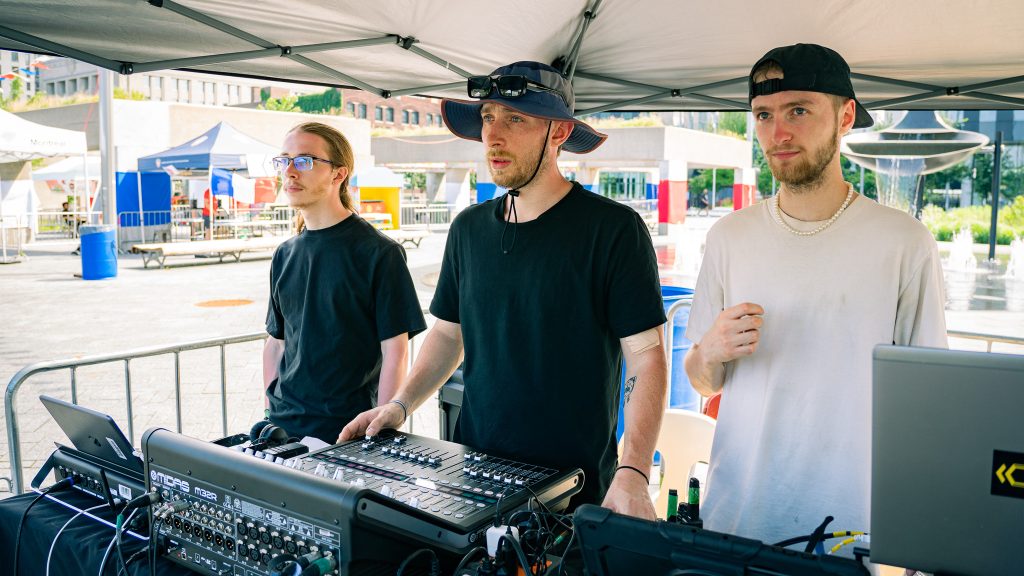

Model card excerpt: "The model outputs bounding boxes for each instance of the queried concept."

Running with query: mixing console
[285,428,575,528]
[142,427,582,576]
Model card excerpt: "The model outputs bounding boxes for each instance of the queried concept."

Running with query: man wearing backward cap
[684,44,947,545]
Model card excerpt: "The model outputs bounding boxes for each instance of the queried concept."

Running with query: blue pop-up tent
[136,122,277,172]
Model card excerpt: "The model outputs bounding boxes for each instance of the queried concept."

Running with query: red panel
[732,183,757,210]
[658,180,688,224]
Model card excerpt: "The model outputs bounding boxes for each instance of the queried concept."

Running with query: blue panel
[476,182,499,202]
[646,182,658,199]
[116,172,172,226]
[211,168,234,197]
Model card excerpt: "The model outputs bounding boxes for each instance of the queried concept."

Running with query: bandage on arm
[623,327,661,354]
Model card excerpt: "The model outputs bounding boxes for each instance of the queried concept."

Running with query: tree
[261,95,300,112]
[9,76,23,102]
[295,89,342,114]
[717,111,746,138]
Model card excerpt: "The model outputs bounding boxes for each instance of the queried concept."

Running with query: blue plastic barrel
[79,225,117,280]
[616,285,697,440]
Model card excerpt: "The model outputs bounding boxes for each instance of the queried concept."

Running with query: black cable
[395,547,438,576]
[500,121,552,255]
[14,476,76,576]
[803,515,834,554]
[453,546,487,575]
[498,534,534,576]
[148,517,163,576]
[555,528,576,576]
[119,548,148,576]
[772,533,814,548]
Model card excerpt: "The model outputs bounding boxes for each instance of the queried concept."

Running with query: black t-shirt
[266,215,426,442]
[431,183,666,506]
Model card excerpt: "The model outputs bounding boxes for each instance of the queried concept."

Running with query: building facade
[341,89,443,130]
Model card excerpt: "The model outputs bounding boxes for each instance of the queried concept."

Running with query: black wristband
[389,399,408,424]
[615,465,650,485]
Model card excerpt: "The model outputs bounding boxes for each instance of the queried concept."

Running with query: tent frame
[4,0,1023,114]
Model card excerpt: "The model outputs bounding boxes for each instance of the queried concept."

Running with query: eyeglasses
[467,74,570,107]
[271,155,335,173]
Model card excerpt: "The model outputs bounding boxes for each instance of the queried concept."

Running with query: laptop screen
[871,345,1024,576]
[39,395,145,474]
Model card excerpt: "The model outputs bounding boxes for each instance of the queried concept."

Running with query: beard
[766,123,839,191]
[488,146,549,190]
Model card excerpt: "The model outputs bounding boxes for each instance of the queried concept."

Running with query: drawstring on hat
[500,122,552,255]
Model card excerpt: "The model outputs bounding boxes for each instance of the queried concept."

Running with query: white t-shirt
[685,194,948,545]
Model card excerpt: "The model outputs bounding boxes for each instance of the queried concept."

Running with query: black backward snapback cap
[749,43,873,128]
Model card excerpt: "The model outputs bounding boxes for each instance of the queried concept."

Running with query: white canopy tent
[0,0,1021,114]
[0,108,88,262]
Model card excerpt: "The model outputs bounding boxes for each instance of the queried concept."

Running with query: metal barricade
[616,198,660,233]
[947,330,1024,353]
[399,203,455,230]
[0,213,26,263]
[4,332,268,495]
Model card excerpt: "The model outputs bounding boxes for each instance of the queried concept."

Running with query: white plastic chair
[653,408,716,519]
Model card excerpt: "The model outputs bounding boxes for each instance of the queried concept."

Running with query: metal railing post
[174,353,183,433]
[124,359,135,445]
[220,344,228,437]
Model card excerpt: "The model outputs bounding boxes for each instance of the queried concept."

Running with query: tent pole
[98,68,117,247]
[0,173,8,263]
[81,152,92,222]
[136,171,146,245]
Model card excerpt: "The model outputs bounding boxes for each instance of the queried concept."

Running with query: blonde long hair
[288,122,356,232]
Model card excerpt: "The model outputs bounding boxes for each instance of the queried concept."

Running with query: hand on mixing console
[337,402,405,442]
[601,469,657,520]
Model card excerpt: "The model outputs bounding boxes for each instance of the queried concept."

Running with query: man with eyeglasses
[262,122,426,444]
[341,62,668,519]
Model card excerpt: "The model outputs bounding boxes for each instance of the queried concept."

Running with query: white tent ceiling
[0,108,87,162]
[0,0,1022,114]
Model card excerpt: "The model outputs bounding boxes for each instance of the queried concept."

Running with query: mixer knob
[464,453,472,460]
[379,485,393,498]
[427,457,438,465]
[314,463,327,477]
[469,469,479,478]
[399,451,409,458]
[492,474,502,482]
[462,466,471,473]
[473,454,485,461]
[331,468,345,482]
[361,441,372,450]
[416,455,426,463]
[515,477,525,485]
[408,497,419,508]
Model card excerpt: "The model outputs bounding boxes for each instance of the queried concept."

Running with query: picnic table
[383,228,429,248]
[131,237,287,268]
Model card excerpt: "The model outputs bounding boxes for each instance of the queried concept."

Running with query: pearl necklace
[772,183,855,236]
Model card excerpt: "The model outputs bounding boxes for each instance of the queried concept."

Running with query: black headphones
[249,419,289,447]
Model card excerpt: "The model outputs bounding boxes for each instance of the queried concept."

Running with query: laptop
[871,345,1024,576]
[40,395,145,474]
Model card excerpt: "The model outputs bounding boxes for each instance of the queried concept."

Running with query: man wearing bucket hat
[683,44,947,544]
[341,61,668,518]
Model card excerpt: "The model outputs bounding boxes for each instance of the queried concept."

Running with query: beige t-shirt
[685,195,948,545]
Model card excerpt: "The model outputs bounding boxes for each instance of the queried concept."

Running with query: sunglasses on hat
[467,74,570,107]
